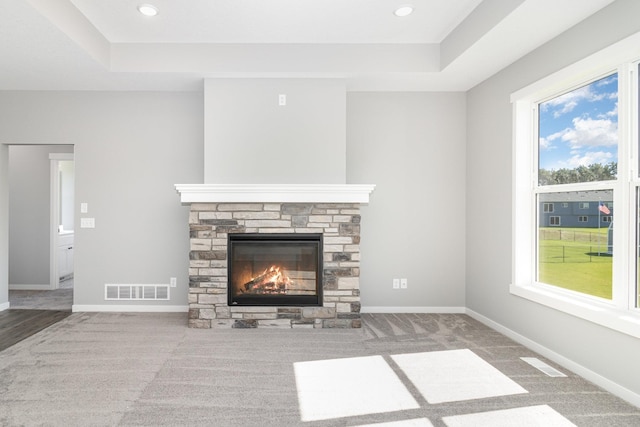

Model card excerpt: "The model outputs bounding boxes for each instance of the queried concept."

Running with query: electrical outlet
[400,278,408,289]
[393,278,400,289]
[170,277,177,288]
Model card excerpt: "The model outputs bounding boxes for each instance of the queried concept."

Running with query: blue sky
[539,74,618,171]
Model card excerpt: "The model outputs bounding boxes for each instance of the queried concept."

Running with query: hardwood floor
[0,309,71,352]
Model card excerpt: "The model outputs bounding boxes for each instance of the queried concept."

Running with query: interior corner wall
[8,145,72,286]
[347,92,466,310]
[203,78,346,184]
[466,0,640,400]
[0,91,203,308]
[0,144,8,308]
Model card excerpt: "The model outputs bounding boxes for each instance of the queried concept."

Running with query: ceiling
[0,0,615,92]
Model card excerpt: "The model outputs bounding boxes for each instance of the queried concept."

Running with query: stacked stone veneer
[188,203,361,328]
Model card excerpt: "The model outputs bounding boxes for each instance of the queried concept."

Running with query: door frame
[49,153,74,290]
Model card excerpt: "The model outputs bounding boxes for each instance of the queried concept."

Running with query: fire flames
[242,265,293,294]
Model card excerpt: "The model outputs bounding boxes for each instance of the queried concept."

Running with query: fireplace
[228,233,323,306]
[175,183,375,328]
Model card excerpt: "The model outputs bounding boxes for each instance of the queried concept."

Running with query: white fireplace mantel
[175,184,376,204]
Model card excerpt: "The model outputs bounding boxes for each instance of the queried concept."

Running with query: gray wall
[348,92,466,309]
[466,0,640,399]
[0,91,203,307]
[204,78,346,184]
[8,145,72,286]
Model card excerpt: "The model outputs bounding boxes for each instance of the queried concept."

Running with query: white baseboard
[0,301,10,311]
[9,284,51,290]
[361,306,466,314]
[465,308,640,408]
[72,304,189,313]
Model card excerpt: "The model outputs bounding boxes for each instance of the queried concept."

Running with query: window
[543,203,554,213]
[511,32,640,339]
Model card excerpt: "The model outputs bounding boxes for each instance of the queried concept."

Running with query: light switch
[80,217,95,228]
[80,203,88,213]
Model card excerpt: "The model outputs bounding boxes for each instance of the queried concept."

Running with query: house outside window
[511,32,640,339]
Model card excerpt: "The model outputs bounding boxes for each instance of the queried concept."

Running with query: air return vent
[105,284,170,301]
[520,357,567,377]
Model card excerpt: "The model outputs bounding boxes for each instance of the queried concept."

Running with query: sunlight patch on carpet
[442,405,576,427]
[391,349,528,403]
[294,355,420,422]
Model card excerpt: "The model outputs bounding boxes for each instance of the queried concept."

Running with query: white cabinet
[58,233,74,278]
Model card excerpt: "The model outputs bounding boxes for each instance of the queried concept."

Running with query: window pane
[538,190,613,299]
[538,74,618,185]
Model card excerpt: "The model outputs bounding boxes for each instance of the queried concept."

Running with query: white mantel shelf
[175,184,376,204]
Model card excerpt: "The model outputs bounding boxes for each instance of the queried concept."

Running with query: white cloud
[561,116,618,148]
[564,151,614,168]
[540,78,617,118]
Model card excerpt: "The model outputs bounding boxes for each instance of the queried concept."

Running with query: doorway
[6,145,74,311]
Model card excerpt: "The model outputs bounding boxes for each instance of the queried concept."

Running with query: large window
[511,33,640,338]
[537,73,618,300]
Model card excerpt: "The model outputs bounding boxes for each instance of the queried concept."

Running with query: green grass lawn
[538,227,612,299]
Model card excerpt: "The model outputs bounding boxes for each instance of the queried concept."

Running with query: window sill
[510,283,640,339]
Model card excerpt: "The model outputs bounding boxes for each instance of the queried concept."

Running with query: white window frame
[543,203,554,213]
[578,216,588,222]
[511,31,640,339]
[549,216,561,226]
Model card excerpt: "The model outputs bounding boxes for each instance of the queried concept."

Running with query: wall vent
[520,357,567,377]
[105,284,170,301]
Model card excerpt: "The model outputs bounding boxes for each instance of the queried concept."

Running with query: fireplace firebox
[228,233,323,306]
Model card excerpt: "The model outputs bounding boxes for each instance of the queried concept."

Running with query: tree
[538,162,617,185]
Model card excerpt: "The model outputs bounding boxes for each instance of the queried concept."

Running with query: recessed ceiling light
[394,5,414,17]
[137,4,159,17]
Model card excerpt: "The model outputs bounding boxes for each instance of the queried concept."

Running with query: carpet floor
[0,312,638,426]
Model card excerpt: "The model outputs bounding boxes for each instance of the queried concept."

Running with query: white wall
[0,144,8,309]
[466,0,640,401]
[0,91,203,308]
[59,159,74,231]
[8,145,72,286]
[348,92,467,310]
[204,78,346,184]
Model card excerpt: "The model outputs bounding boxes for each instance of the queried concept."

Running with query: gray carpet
[0,312,638,426]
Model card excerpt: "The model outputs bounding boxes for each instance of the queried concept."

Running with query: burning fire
[242,265,293,294]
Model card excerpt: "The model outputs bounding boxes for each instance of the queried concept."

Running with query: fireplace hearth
[228,233,323,306]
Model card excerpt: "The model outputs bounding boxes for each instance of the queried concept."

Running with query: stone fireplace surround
[176,184,375,329]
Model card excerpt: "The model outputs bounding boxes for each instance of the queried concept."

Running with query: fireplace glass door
[228,233,323,306]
